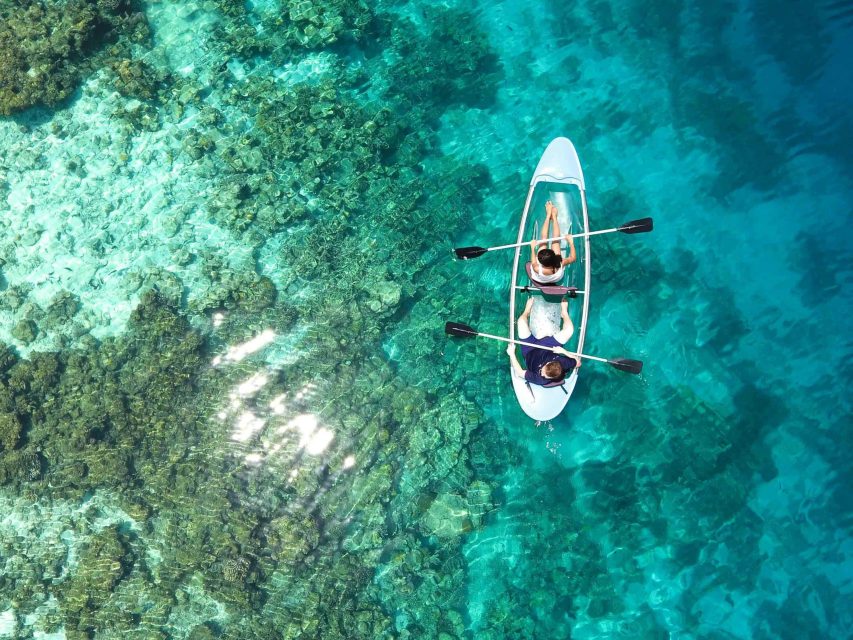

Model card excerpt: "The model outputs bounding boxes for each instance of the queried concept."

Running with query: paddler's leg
[517,297,534,339]
[548,205,562,254]
[537,204,554,251]
[554,299,574,343]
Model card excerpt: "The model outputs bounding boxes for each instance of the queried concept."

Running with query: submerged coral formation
[0,0,149,115]
[0,282,497,637]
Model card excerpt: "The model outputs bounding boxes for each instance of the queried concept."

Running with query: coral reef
[0,411,21,451]
[210,0,376,59]
[385,8,502,115]
[0,0,149,115]
[0,185,496,637]
[43,291,81,329]
[107,57,168,100]
[10,319,37,344]
[271,0,375,49]
[58,525,136,637]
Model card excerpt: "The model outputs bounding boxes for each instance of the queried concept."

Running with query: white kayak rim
[509,137,591,421]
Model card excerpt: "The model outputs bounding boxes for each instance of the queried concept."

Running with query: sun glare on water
[212,331,353,472]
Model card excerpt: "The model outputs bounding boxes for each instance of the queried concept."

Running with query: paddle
[454,217,653,260]
[516,285,581,297]
[445,322,643,374]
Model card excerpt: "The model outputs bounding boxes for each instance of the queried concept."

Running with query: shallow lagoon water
[0,0,851,638]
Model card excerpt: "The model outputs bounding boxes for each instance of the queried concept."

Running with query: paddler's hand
[506,344,515,356]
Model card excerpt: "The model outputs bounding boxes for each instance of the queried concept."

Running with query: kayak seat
[526,378,568,392]
[524,262,578,297]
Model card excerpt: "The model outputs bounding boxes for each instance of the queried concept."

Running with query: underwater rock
[11,319,37,344]
[107,57,168,101]
[43,291,81,329]
[0,1,97,115]
[84,446,130,483]
[191,267,278,314]
[674,86,785,193]
[182,129,218,161]
[187,624,217,640]
[465,480,494,528]
[420,492,472,538]
[0,284,31,312]
[373,279,401,312]
[113,99,161,132]
[212,0,378,54]
[0,2,509,635]
[21,450,42,480]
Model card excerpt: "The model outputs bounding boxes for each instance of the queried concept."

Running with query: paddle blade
[608,358,644,374]
[454,246,487,260]
[618,217,653,234]
[445,321,478,337]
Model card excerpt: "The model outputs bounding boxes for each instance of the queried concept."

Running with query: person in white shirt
[529,200,576,284]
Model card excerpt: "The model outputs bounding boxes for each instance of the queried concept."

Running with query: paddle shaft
[515,286,585,294]
[472,328,606,364]
[484,226,622,254]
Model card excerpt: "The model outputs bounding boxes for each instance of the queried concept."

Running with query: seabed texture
[0,0,851,638]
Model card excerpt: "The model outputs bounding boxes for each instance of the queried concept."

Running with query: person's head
[537,248,561,268]
[542,360,565,380]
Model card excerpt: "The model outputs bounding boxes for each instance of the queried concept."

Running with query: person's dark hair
[537,248,562,268]
[542,361,564,380]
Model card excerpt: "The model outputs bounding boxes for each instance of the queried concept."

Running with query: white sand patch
[0,79,246,353]
[0,2,249,354]
[0,610,17,638]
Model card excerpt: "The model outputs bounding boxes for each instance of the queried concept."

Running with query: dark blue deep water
[0,0,851,638]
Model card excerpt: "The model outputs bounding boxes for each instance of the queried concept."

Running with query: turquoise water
[0,0,851,638]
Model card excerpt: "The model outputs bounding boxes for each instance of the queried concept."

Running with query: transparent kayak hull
[508,138,591,421]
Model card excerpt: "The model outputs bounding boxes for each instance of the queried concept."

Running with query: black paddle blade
[618,217,653,234]
[445,321,477,337]
[608,358,644,374]
[454,246,487,260]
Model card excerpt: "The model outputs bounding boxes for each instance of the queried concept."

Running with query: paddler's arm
[530,239,540,267]
[561,234,577,265]
[506,344,526,379]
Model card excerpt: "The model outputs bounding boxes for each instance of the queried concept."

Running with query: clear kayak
[508,138,591,421]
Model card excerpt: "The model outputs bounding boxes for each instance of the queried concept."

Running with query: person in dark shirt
[507,297,580,385]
